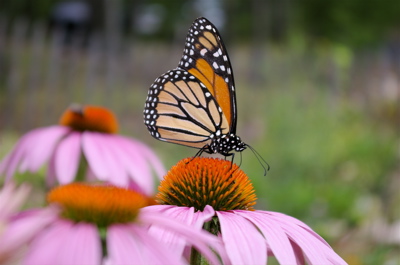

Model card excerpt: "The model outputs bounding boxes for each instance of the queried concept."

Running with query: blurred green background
[0,0,399,264]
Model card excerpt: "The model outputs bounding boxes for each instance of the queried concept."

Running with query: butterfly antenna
[238,151,243,168]
[245,144,270,176]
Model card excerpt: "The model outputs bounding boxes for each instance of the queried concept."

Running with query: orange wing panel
[188,58,232,127]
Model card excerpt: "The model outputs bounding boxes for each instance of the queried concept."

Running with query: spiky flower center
[59,104,118,133]
[157,157,256,211]
[47,183,149,227]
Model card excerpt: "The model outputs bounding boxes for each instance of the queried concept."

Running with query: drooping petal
[234,210,298,264]
[280,219,346,264]
[1,128,44,180]
[144,206,196,254]
[0,207,59,257]
[142,205,215,229]
[24,220,101,265]
[105,224,146,264]
[106,224,185,265]
[261,211,347,265]
[96,134,135,187]
[216,211,267,265]
[82,132,110,181]
[54,132,82,184]
[0,182,30,219]
[20,126,70,173]
[60,222,101,265]
[46,155,57,187]
[120,135,166,179]
[143,205,215,256]
[24,220,74,265]
[114,135,154,192]
[0,152,11,176]
[82,132,128,186]
[267,211,332,247]
[140,211,226,265]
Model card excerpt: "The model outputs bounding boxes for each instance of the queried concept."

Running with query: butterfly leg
[187,145,209,164]
[224,153,235,170]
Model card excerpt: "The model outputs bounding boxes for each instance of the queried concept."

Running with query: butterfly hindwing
[178,17,237,134]
[144,69,230,149]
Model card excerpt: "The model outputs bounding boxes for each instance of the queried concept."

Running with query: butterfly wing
[178,17,237,134]
[144,69,230,149]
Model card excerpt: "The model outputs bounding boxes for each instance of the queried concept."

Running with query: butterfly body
[144,17,247,157]
[208,133,246,156]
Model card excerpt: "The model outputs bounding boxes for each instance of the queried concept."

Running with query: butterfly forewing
[144,69,230,149]
[178,17,237,133]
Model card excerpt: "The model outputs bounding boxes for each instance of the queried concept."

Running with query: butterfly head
[209,133,246,156]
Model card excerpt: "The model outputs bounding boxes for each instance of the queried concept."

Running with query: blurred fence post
[4,18,29,131]
[24,21,46,129]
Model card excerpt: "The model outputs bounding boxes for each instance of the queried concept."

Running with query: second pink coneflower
[0,105,165,194]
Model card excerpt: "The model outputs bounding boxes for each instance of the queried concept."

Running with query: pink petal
[235,210,298,264]
[192,205,215,228]
[55,132,82,184]
[81,132,110,180]
[60,222,101,264]
[142,205,215,229]
[96,134,135,186]
[24,220,74,265]
[107,224,185,265]
[83,132,128,186]
[1,128,42,180]
[267,211,332,247]
[21,126,70,172]
[120,135,166,179]
[94,133,129,186]
[114,136,155,192]
[0,207,59,256]
[140,210,226,265]
[145,207,196,255]
[46,155,57,187]
[0,152,11,175]
[266,211,347,265]
[106,224,146,264]
[217,211,267,265]
[85,166,97,181]
[0,182,30,218]
[24,220,101,265]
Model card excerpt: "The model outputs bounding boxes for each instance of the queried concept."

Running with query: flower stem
[190,248,209,265]
[190,217,220,265]
[99,227,108,257]
[76,156,88,182]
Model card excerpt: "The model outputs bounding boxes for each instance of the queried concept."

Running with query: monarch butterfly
[144,17,267,171]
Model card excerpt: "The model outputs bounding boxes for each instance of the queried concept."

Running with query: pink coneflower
[6,182,226,264]
[0,182,58,264]
[144,157,348,265]
[0,105,165,194]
